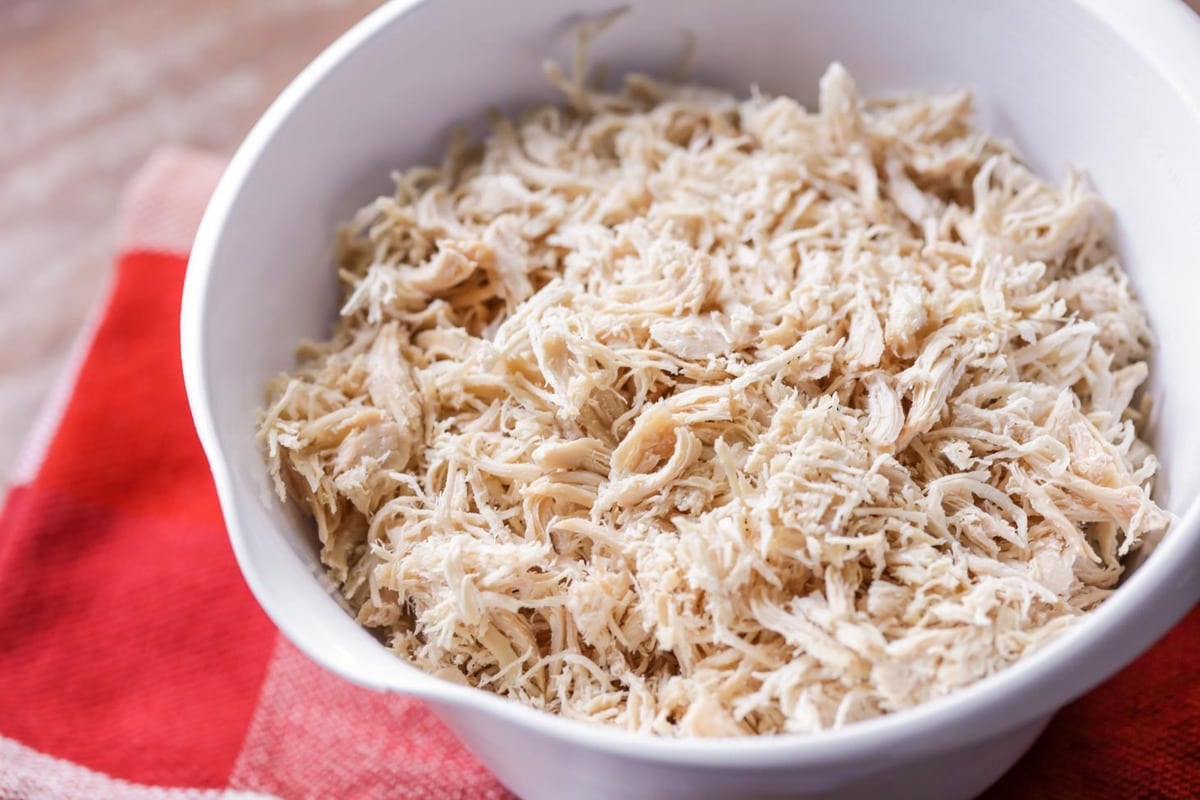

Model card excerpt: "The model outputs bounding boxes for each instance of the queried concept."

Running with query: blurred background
[0,0,379,483]
[0,0,1197,486]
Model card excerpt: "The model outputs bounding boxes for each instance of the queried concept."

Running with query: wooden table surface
[0,0,380,482]
[2,1,1198,485]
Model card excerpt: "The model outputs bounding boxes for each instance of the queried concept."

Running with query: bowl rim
[182,0,1200,769]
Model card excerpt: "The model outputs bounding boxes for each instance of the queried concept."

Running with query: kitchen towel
[0,149,1195,800]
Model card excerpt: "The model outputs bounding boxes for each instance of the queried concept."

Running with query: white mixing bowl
[181,1,1200,797]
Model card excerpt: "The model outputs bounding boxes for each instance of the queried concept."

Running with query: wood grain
[0,0,379,482]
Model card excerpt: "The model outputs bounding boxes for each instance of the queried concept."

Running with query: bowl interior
[186,0,1200,751]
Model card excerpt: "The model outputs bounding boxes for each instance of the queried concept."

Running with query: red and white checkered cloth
[0,149,1196,800]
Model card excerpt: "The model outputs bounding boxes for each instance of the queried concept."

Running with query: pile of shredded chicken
[260,63,1170,736]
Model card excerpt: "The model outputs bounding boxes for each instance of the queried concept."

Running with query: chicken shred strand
[260,62,1169,736]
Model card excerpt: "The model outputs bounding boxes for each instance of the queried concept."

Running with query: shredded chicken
[259,60,1169,736]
